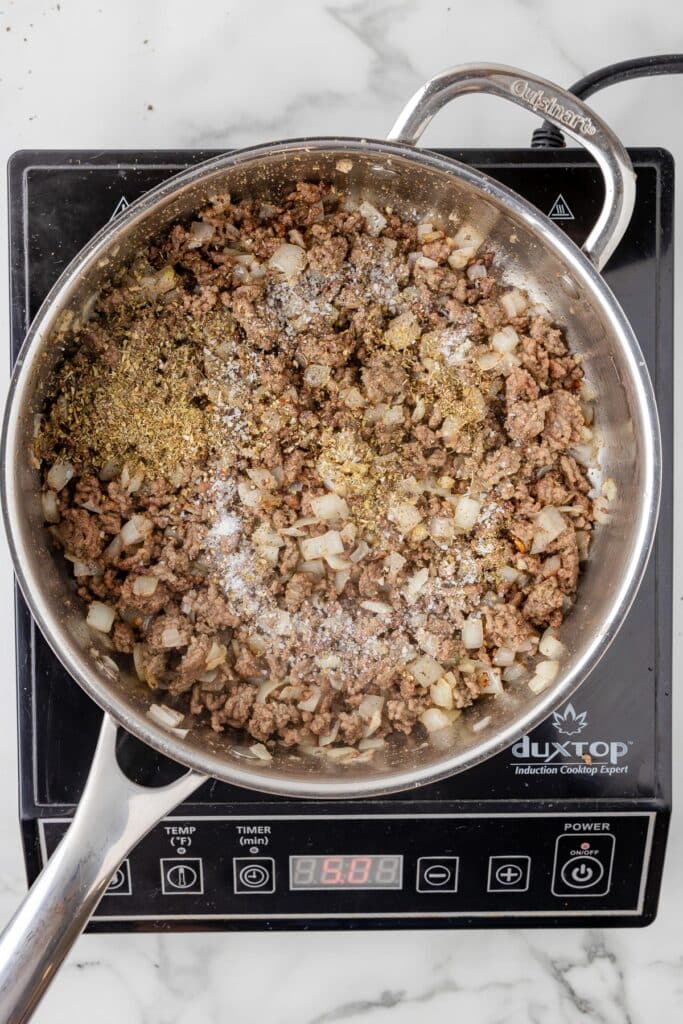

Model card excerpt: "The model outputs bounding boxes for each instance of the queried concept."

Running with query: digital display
[290,855,403,890]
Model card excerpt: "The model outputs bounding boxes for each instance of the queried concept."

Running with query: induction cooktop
[7,147,673,929]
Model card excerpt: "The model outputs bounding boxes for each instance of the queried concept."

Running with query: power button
[552,834,615,898]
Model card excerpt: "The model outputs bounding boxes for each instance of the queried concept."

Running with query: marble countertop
[0,1,681,1021]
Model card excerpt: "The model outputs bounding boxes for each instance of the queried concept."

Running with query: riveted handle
[388,63,636,270]
[0,715,205,1024]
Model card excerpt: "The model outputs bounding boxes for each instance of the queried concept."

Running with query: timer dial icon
[234,857,275,894]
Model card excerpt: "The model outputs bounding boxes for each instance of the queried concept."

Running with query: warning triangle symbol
[109,195,130,221]
[548,194,574,221]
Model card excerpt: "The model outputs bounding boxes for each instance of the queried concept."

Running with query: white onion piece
[237,480,261,508]
[479,667,503,694]
[388,502,422,534]
[298,685,321,712]
[359,694,384,736]
[205,641,228,670]
[453,223,483,251]
[47,462,74,492]
[300,559,325,576]
[132,575,159,597]
[86,601,115,633]
[491,326,519,353]
[447,246,475,269]
[311,493,349,521]
[358,737,385,751]
[500,565,520,583]
[477,351,502,371]
[454,495,481,532]
[429,515,455,541]
[133,644,146,681]
[249,742,273,761]
[318,720,340,747]
[360,600,393,615]
[147,703,185,730]
[335,569,350,593]
[408,655,444,687]
[420,708,454,733]
[403,566,429,606]
[384,551,406,578]
[462,616,483,650]
[415,255,438,270]
[256,679,283,704]
[187,220,214,248]
[359,200,387,236]
[493,646,515,667]
[529,659,560,693]
[73,560,100,578]
[539,629,566,659]
[349,540,370,564]
[268,243,306,278]
[325,552,351,570]
[304,364,331,388]
[467,262,487,281]
[417,221,434,241]
[503,663,527,683]
[472,716,492,733]
[500,288,528,318]
[430,678,454,709]
[120,515,153,547]
[300,530,343,561]
[161,627,185,649]
[531,506,566,554]
[41,490,60,524]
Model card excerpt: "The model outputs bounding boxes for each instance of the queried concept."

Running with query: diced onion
[500,565,520,583]
[479,667,503,694]
[417,221,434,241]
[205,641,228,670]
[503,663,527,683]
[453,223,484,251]
[237,480,261,508]
[359,694,384,736]
[46,462,74,492]
[447,247,476,270]
[531,506,566,554]
[304,364,331,388]
[467,263,487,281]
[73,560,100,578]
[403,566,429,606]
[256,679,283,704]
[462,617,483,650]
[318,720,340,747]
[325,552,351,570]
[147,703,185,730]
[472,716,492,733]
[420,708,454,733]
[384,551,406,578]
[388,502,422,534]
[500,288,528,318]
[349,540,370,564]
[408,655,444,687]
[300,559,325,576]
[298,685,321,712]
[454,495,481,532]
[430,678,454,709]
[300,530,343,561]
[528,659,560,693]
[360,600,393,615]
[477,351,502,371]
[268,243,306,278]
[539,629,566,659]
[161,627,186,649]
[359,200,387,236]
[120,515,153,547]
[335,569,350,593]
[359,736,385,751]
[311,493,349,521]
[86,601,115,633]
[249,742,273,761]
[41,490,60,524]
[491,326,519,353]
[187,220,215,248]
[493,646,515,667]
[385,311,420,350]
[415,255,438,270]
[429,515,455,541]
[132,575,159,597]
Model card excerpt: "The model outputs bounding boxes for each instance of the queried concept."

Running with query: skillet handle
[387,63,636,271]
[0,715,205,1024]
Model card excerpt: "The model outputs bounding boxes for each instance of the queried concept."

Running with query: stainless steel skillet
[0,65,658,1023]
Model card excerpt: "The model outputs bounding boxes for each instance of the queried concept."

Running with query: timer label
[289,854,403,891]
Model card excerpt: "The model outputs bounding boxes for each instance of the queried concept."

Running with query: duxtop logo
[551,703,588,737]
[510,701,630,778]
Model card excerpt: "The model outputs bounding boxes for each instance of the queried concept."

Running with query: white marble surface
[0,0,682,1020]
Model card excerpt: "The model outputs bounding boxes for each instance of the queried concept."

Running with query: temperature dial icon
[160,858,204,895]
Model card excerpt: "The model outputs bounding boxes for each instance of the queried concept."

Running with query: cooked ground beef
[36,180,604,764]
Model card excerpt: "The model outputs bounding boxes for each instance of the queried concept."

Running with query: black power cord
[530,54,683,148]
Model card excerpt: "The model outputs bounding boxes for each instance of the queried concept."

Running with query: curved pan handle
[0,715,205,1024]
[388,63,636,271]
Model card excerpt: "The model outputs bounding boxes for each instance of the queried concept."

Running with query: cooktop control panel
[39,813,654,923]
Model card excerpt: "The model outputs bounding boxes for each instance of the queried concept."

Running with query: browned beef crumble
[35,180,603,763]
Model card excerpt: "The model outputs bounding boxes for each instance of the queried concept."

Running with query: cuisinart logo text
[510,703,631,776]
[510,80,598,137]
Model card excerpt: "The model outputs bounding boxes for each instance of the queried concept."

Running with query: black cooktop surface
[6,148,673,929]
